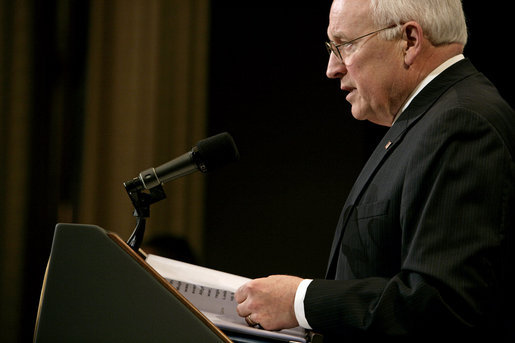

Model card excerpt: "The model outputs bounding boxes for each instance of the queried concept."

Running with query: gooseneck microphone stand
[123,177,166,255]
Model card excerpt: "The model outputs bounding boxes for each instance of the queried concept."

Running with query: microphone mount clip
[123,177,167,254]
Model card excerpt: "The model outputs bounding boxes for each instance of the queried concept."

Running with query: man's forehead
[328,0,373,39]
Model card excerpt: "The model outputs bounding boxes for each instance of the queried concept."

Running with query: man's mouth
[342,86,356,101]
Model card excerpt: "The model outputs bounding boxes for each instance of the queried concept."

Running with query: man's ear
[402,21,424,66]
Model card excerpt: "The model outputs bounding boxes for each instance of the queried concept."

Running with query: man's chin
[349,106,367,121]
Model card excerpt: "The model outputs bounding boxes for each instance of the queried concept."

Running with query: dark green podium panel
[34,223,230,343]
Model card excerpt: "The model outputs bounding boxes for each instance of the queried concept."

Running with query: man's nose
[326,53,347,79]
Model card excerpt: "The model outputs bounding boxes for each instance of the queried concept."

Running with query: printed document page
[145,254,306,342]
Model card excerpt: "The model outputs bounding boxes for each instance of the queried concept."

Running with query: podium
[34,223,232,342]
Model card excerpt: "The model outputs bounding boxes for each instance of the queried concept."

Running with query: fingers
[235,282,249,304]
[235,279,266,326]
[234,276,302,331]
[245,314,260,327]
[236,302,251,318]
[235,281,253,318]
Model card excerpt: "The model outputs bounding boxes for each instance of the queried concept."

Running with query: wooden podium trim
[107,232,231,342]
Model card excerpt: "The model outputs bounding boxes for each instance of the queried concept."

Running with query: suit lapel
[325,120,409,277]
[325,59,480,278]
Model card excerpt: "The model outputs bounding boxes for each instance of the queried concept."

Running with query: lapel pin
[385,141,392,149]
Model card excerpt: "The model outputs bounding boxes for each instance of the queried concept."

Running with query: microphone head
[193,132,240,172]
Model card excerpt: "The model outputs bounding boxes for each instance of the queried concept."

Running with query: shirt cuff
[294,279,313,330]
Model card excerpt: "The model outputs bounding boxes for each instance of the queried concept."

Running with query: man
[235,0,515,341]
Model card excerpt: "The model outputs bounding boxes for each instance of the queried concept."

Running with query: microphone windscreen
[195,132,240,172]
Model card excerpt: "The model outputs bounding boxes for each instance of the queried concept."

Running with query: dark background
[205,4,365,279]
[4,1,512,341]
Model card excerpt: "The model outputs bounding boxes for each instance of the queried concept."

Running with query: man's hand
[235,275,303,331]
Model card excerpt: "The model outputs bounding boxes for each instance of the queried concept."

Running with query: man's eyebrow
[329,30,351,43]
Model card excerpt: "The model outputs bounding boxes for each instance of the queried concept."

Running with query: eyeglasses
[325,24,398,63]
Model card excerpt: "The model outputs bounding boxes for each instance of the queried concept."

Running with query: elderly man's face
[326,0,407,126]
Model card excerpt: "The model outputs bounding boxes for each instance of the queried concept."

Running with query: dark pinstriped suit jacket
[305,59,515,341]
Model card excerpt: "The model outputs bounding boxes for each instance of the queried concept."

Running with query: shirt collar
[392,54,465,125]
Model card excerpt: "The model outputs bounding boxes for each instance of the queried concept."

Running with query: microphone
[124,132,239,193]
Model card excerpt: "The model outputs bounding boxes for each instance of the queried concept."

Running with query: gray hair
[369,0,468,46]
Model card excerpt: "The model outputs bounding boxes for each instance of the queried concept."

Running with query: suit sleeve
[304,107,515,339]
